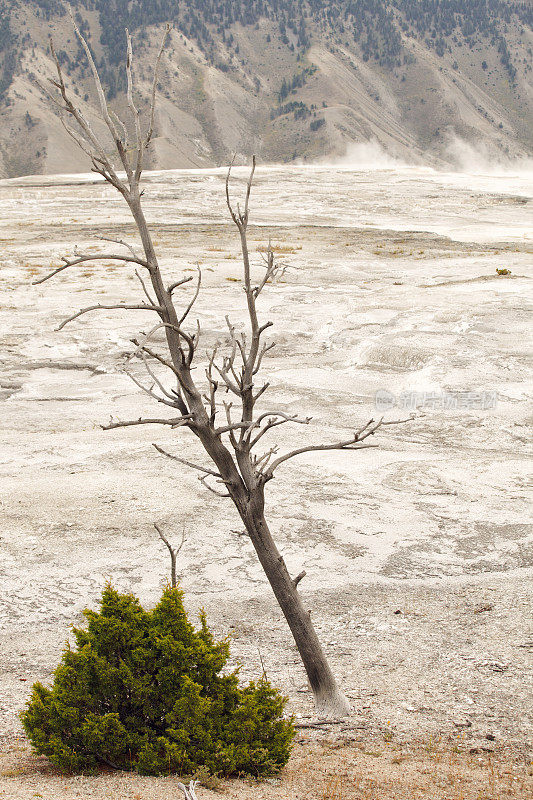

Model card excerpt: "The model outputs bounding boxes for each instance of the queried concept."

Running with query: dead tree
[36,18,409,718]
[177,780,199,800]
[154,522,185,587]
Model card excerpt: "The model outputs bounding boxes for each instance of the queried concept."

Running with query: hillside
[0,0,531,176]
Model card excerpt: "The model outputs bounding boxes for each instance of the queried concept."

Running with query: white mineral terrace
[0,163,531,744]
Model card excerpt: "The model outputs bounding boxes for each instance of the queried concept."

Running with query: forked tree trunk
[128,195,350,717]
[240,494,351,718]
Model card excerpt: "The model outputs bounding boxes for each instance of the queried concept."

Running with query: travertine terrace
[1,163,531,768]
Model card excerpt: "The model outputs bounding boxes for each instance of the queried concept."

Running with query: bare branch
[254,245,288,298]
[213,422,246,436]
[154,522,185,588]
[253,411,310,429]
[223,316,247,370]
[33,253,148,285]
[177,266,202,326]
[168,276,193,294]
[199,475,231,498]
[132,339,180,377]
[212,412,311,445]
[56,302,162,331]
[153,443,221,477]
[110,110,129,149]
[97,235,141,260]
[254,246,274,297]
[177,781,199,800]
[225,154,238,225]
[139,351,179,402]
[212,360,241,396]
[145,25,171,151]
[253,382,270,403]
[252,340,276,375]
[129,321,197,366]
[253,445,279,472]
[243,154,256,223]
[46,40,124,189]
[264,416,413,478]
[293,570,307,588]
[135,269,158,306]
[125,29,141,153]
[205,347,220,423]
[124,367,184,409]
[69,9,133,181]
[380,417,415,427]
[248,413,312,449]
[56,113,100,163]
[222,400,239,449]
[102,415,191,430]
[265,439,376,478]
[129,322,171,360]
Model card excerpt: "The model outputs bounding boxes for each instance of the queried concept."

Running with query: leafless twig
[152,443,221,477]
[154,522,185,588]
[33,253,148,285]
[56,302,162,331]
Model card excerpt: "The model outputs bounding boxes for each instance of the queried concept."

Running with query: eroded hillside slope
[0,0,531,176]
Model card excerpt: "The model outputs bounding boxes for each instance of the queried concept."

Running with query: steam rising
[328,135,533,178]
[333,139,410,170]
[444,135,533,177]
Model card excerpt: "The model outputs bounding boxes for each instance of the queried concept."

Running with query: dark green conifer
[21,585,294,776]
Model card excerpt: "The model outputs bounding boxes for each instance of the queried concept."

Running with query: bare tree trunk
[39,21,410,720]
[240,493,351,718]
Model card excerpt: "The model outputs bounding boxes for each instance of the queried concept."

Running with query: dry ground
[1,733,532,800]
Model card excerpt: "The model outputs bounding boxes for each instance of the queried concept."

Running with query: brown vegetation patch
[1,736,531,800]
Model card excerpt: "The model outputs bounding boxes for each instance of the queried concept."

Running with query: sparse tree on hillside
[36,17,408,718]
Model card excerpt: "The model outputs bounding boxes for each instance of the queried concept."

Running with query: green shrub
[310,117,326,132]
[21,585,294,776]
